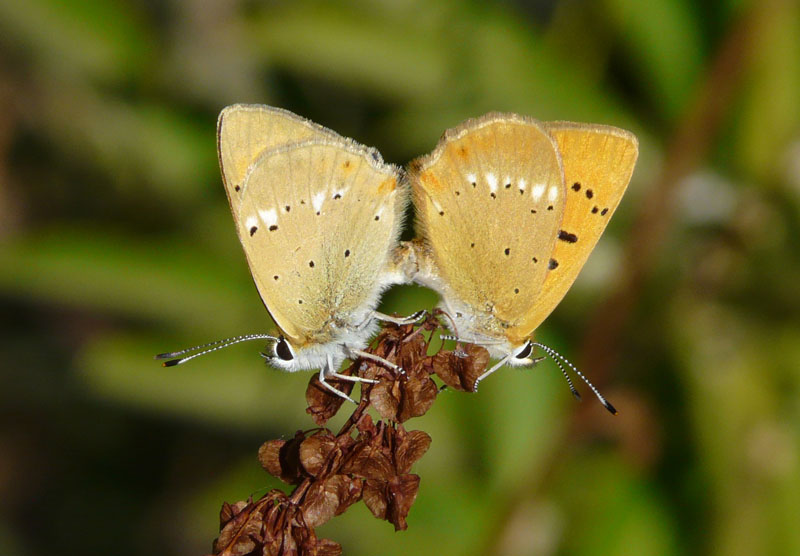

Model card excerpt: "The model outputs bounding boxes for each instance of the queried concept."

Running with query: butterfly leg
[473,354,514,391]
[432,308,460,339]
[318,356,357,403]
[320,353,385,403]
[440,334,505,346]
[346,348,405,376]
[371,310,427,326]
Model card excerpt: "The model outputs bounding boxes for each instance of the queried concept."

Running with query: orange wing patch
[378,177,397,193]
[417,171,442,192]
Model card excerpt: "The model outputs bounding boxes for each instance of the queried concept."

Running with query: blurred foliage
[1,0,799,555]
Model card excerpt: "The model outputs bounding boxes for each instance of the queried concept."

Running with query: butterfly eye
[275,337,294,361]
[515,341,533,359]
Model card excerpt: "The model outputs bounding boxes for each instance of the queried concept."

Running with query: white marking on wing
[331,186,349,199]
[486,172,498,192]
[259,208,277,227]
[466,173,477,184]
[518,178,527,191]
[531,183,546,201]
[548,185,559,202]
[245,216,258,230]
[312,192,325,212]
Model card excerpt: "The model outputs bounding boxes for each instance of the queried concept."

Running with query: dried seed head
[432,343,491,391]
[212,314,488,554]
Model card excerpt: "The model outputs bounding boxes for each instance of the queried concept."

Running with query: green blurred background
[1,1,799,554]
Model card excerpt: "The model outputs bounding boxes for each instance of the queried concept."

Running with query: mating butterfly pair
[157,105,637,410]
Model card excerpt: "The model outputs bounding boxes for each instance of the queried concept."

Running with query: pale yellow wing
[237,140,404,346]
[410,113,565,345]
[217,104,336,214]
[522,121,638,332]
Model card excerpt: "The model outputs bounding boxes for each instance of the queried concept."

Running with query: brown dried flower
[431,343,490,392]
[211,314,489,555]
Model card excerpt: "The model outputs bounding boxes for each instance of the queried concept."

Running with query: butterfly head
[260,333,358,373]
[261,335,298,370]
[507,339,535,366]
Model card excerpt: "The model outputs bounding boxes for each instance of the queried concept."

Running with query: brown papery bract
[211,314,489,555]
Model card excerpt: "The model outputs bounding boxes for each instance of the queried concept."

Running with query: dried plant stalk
[210,314,488,556]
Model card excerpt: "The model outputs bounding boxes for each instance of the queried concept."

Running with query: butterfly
[157,105,422,401]
[404,113,638,412]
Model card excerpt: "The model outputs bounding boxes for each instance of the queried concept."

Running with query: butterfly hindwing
[410,113,565,345]
[236,140,404,346]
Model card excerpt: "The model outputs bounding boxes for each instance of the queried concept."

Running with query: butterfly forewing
[217,105,336,214]
[522,122,639,332]
[237,140,404,346]
[411,113,565,344]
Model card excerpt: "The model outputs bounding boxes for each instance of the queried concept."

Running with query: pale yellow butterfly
[157,105,422,401]
[405,112,638,412]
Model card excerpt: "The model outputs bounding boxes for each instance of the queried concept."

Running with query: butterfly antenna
[155,334,278,367]
[533,342,617,415]
[544,349,581,401]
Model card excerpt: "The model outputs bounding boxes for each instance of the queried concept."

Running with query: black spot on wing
[558,230,578,243]
[548,259,559,270]
[572,182,581,192]
[249,226,258,236]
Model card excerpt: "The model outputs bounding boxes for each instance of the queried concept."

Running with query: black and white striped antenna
[533,342,617,415]
[155,334,278,367]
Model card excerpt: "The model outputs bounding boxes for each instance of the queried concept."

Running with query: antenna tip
[572,390,582,401]
[604,401,618,415]
[162,359,180,367]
